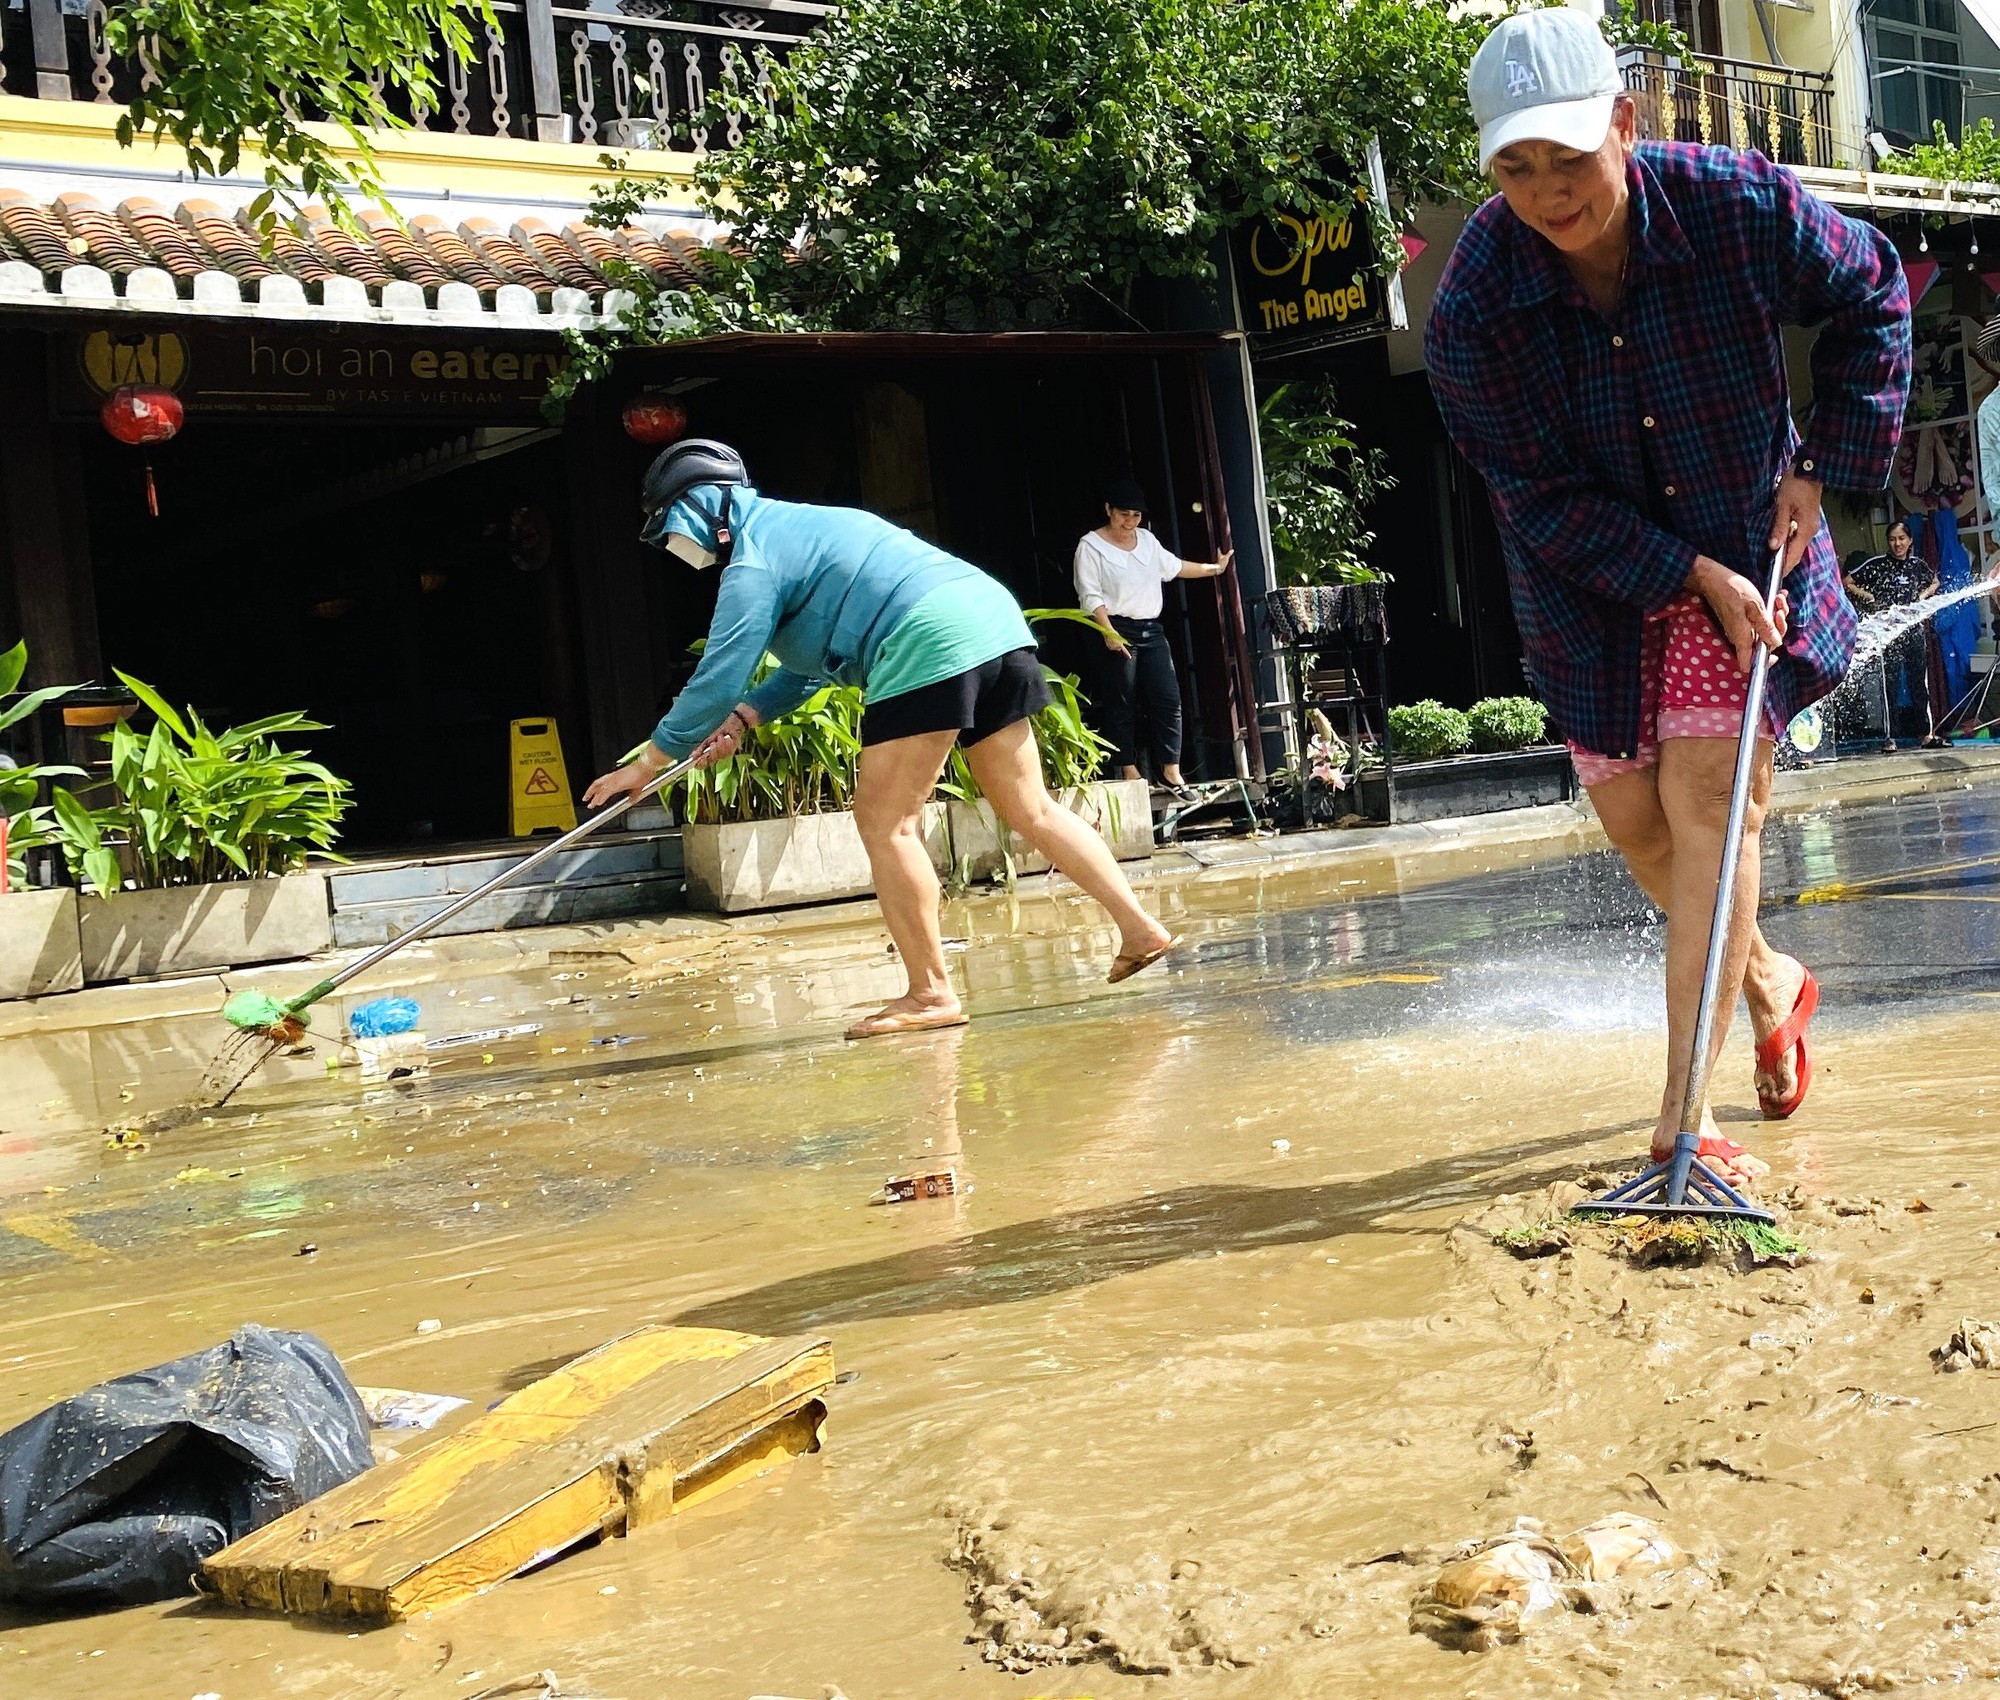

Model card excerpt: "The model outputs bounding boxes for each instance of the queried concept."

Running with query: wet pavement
[4,780,2000,1697]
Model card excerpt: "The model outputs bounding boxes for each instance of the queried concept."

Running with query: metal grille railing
[1621,48,1839,171]
[0,0,828,151]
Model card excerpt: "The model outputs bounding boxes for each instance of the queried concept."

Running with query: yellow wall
[0,95,698,209]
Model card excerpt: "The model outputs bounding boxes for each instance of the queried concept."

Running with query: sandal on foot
[1107,934,1179,985]
[1650,1134,1768,1187]
[844,1007,968,1041]
[1754,967,1819,1120]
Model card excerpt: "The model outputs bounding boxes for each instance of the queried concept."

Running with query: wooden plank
[201,1326,833,1621]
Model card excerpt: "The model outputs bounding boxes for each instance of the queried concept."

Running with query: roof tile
[0,186,714,321]
[117,196,213,279]
[176,198,278,281]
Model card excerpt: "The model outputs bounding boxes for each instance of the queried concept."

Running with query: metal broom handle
[303,755,697,1005]
[1677,540,1788,1134]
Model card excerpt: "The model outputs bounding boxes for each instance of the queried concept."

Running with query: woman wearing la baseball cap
[1425,6,1910,1183]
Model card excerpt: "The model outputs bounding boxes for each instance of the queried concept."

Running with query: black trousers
[1102,615,1184,773]
[1883,628,1932,741]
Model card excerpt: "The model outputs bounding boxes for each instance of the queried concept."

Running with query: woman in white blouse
[1073,477,1232,795]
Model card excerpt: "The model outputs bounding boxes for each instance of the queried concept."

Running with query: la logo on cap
[1505,58,1542,98]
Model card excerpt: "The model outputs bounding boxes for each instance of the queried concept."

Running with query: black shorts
[859,646,1051,747]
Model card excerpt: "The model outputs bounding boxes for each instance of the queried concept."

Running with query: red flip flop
[1754,967,1819,1120]
[1649,1133,1756,1169]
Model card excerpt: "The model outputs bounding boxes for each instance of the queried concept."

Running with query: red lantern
[100,384,184,517]
[621,392,687,445]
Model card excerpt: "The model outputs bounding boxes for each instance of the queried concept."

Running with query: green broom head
[223,989,305,1033]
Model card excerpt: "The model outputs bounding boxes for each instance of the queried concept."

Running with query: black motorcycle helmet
[639,437,750,560]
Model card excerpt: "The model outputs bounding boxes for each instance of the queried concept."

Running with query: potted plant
[669,678,929,913]
[936,667,1150,884]
[1383,694,1574,823]
[0,641,85,999]
[1258,379,1395,639]
[670,637,1149,913]
[48,673,351,981]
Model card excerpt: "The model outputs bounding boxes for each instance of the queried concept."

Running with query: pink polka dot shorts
[1568,595,1786,788]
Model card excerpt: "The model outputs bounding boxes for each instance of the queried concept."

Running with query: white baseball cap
[1468,8,1623,173]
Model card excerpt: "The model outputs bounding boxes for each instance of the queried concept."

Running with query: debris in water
[1409,1513,1681,1650]
[879,1169,957,1204]
[353,1385,469,1430]
[1496,1220,1571,1258]
[415,1318,442,1336]
[1932,1318,2000,1372]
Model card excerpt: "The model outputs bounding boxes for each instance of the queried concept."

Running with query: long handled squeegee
[218,756,697,1046]
[1573,547,1784,1226]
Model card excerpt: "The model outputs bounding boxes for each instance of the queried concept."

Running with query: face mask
[663,531,719,569]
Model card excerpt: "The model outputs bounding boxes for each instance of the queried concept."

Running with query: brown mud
[0,848,1997,1698]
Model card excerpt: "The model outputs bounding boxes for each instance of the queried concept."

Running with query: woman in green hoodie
[585,439,1177,1038]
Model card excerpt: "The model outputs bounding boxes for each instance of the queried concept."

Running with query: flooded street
[5,783,2000,1698]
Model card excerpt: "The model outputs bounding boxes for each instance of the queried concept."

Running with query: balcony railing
[0,0,829,154]
[1621,47,1839,171]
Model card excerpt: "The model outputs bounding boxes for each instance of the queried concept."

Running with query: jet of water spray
[1847,580,1994,673]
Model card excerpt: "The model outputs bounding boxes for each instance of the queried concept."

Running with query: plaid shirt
[1425,142,1911,757]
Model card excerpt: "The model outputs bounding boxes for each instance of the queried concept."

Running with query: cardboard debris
[880,1169,957,1204]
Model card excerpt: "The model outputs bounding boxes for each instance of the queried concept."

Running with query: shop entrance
[82,417,587,850]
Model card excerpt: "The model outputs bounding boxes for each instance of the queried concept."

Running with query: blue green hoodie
[649,488,1031,758]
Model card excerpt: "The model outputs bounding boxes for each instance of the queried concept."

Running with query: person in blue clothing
[583,439,1179,1038]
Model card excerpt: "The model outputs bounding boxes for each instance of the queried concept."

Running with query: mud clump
[1932,1318,2000,1372]
[1409,1513,1683,1651]
[945,1503,1316,1675]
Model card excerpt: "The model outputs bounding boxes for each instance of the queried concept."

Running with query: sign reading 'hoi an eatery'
[1230,201,1389,355]
[53,326,568,420]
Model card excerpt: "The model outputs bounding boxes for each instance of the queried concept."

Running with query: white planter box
[0,888,83,999]
[943,778,1152,882]
[79,872,333,982]
[681,806,949,913]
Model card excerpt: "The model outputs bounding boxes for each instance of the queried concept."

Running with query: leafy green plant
[0,640,83,892]
[664,640,1115,828]
[1878,117,2000,187]
[1466,695,1550,753]
[666,680,866,826]
[1598,0,1691,58]
[1387,699,1472,761]
[1259,380,1394,588]
[546,0,1502,411]
[49,673,351,894]
[104,0,486,237]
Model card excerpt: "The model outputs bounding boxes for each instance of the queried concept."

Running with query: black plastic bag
[0,1324,374,1609]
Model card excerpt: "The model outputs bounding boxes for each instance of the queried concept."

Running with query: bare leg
[964,720,1172,960]
[1162,763,1187,787]
[849,729,962,1035]
[1588,764,1802,1128]
[1651,737,1780,1181]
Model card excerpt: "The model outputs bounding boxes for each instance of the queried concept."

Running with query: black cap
[1104,475,1149,514]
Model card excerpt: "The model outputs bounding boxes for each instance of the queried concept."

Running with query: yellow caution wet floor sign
[509,718,577,836]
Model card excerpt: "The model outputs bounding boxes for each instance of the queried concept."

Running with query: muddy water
[4,796,2000,1698]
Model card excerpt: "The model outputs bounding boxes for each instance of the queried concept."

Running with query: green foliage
[1258,380,1393,588]
[667,680,866,826]
[1596,0,1691,59]
[1466,695,1550,753]
[49,673,352,894]
[0,641,83,892]
[547,0,1501,410]
[1878,117,2000,187]
[1387,699,1472,761]
[104,0,484,237]
[663,626,1115,825]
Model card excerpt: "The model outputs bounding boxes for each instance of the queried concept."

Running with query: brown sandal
[844,1007,969,1040]
[1107,935,1180,985]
